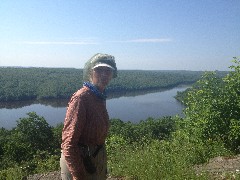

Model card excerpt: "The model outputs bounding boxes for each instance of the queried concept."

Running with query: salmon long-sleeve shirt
[61,86,110,179]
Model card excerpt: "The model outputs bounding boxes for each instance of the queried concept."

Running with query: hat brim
[92,63,115,70]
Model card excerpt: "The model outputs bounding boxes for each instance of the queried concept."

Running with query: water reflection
[0,87,177,109]
[37,99,69,108]
[107,87,171,99]
[0,99,70,109]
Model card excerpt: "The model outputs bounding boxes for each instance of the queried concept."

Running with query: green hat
[83,53,117,82]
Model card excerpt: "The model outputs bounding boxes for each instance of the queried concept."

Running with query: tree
[3,112,54,164]
[15,112,54,152]
[184,58,240,152]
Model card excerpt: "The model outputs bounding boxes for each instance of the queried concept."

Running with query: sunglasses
[93,67,113,74]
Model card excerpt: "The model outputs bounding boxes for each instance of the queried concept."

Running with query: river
[0,86,188,129]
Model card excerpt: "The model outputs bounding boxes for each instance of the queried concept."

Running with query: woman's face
[91,66,113,91]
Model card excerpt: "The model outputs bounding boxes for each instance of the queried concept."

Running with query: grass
[107,131,230,180]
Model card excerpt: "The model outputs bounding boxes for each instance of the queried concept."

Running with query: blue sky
[0,0,239,71]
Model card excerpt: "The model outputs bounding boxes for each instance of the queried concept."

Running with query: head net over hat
[83,53,117,82]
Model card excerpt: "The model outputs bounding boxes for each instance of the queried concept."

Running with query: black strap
[92,145,103,158]
[79,144,103,158]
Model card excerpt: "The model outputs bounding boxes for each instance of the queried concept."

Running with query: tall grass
[0,166,26,180]
[107,130,230,180]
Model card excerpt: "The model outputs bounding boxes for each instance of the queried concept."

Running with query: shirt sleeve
[62,95,87,179]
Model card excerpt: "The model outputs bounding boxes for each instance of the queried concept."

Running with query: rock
[195,155,240,178]
[27,171,61,180]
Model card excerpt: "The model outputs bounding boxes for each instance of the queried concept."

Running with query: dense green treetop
[0,67,228,102]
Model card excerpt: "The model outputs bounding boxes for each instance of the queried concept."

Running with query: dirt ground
[27,155,240,180]
[194,155,240,179]
[27,172,124,180]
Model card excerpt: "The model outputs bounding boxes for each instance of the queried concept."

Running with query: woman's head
[83,53,117,82]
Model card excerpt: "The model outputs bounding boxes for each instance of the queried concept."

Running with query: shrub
[184,58,240,153]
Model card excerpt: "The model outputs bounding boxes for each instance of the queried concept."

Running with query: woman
[60,53,117,180]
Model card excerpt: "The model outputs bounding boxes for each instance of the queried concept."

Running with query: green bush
[0,166,26,180]
[0,112,61,177]
[184,58,240,153]
[109,117,177,144]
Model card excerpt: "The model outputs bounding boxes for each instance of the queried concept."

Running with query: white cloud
[16,38,172,45]
[127,38,172,43]
[18,41,99,45]
[111,38,173,43]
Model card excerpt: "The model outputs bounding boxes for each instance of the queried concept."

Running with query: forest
[0,67,228,102]
[0,58,239,179]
